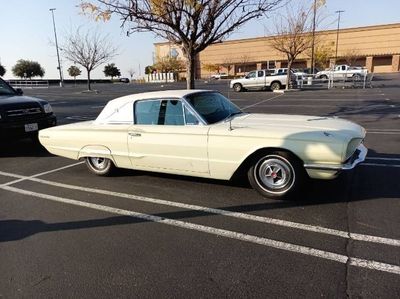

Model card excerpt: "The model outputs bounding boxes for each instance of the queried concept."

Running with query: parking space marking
[0,169,399,247]
[366,157,400,162]
[65,116,95,121]
[0,162,84,187]
[242,94,284,110]
[1,185,399,275]
[361,163,400,168]
[368,132,400,135]
[367,129,400,135]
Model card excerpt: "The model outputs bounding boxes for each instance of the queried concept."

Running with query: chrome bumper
[304,144,368,171]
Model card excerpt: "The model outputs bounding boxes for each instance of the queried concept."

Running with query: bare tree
[80,0,284,89]
[202,63,221,77]
[342,49,361,66]
[239,55,251,73]
[128,68,135,81]
[61,27,118,90]
[220,57,236,76]
[270,5,314,89]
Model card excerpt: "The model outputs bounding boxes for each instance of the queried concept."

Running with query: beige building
[154,23,400,78]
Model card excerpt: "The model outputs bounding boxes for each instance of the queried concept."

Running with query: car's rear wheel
[270,82,281,91]
[352,73,362,81]
[233,83,243,92]
[319,75,328,81]
[247,151,305,199]
[85,157,115,176]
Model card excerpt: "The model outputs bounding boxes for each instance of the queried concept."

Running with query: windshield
[0,79,17,96]
[185,92,243,124]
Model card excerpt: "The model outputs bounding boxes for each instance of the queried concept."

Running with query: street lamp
[334,10,345,66]
[49,8,63,87]
[310,0,317,75]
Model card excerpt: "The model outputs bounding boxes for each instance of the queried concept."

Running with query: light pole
[49,8,63,87]
[310,0,317,75]
[335,10,344,66]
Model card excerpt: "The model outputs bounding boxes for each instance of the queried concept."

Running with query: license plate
[24,123,38,132]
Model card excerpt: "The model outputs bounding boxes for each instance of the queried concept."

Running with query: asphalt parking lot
[1,75,399,298]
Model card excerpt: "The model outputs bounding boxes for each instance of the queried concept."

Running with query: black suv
[0,78,56,141]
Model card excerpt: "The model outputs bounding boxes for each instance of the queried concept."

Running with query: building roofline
[154,22,400,46]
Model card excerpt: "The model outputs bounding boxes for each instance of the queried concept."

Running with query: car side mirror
[245,75,249,79]
[16,88,23,95]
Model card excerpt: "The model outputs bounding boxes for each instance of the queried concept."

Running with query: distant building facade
[154,23,400,78]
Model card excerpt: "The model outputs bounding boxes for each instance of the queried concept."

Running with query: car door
[255,70,265,88]
[128,98,210,174]
[334,65,346,79]
[242,71,257,88]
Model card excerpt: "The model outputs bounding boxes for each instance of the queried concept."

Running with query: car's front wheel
[85,157,115,176]
[247,151,305,199]
[233,83,243,92]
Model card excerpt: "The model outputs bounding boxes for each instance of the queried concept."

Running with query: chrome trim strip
[304,144,368,171]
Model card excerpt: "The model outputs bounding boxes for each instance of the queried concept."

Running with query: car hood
[223,113,366,141]
[0,95,47,107]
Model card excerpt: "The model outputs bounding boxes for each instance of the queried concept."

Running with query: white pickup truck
[315,65,367,80]
[230,69,294,92]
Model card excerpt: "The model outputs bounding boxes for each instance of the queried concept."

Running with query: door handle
[128,132,141,137]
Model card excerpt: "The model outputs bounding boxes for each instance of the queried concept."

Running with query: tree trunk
[286,59,293,90]
[184,50,196,89]
[87,69,91,91]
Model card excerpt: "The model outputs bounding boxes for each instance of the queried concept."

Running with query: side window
[135,99,199,125]
[247,71,256,78]
[163,100,184,125]
[257,71,264,77]
[341,65,346,71]
[135,100,161,125]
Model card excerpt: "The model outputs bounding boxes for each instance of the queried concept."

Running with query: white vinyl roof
[94,89,213,124]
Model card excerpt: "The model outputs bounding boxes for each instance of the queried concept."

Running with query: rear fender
[78,145,116,164]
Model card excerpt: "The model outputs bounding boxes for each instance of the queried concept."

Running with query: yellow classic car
[39,90,367,199]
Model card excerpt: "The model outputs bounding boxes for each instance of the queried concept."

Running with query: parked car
[271,68,307,81]
[230,69,295,91]
[0,78,56,141]
[315,65,367,80]
[119,77,130,83]
[210,73,228,80]
[39,90,367,199]
[301,67,321,75]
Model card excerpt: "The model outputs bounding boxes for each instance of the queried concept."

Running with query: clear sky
[1,0,399,80]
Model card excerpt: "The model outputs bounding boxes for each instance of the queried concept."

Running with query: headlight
[43,103,53,114]
[345,138,363,160]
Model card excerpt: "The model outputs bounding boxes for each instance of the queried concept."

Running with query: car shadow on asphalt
[0,139,52,158]
[1,166,399,243]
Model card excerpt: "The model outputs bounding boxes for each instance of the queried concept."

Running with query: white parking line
[368,132,400,135]
[366,157,400,162]
[242,94,284,110]
[0,162,84,187]
[0,169,399,247]
[361,163,400,168]
[1,185,399,275]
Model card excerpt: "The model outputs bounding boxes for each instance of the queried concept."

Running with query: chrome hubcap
[89,157,107,170]
[256,158,292,190]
